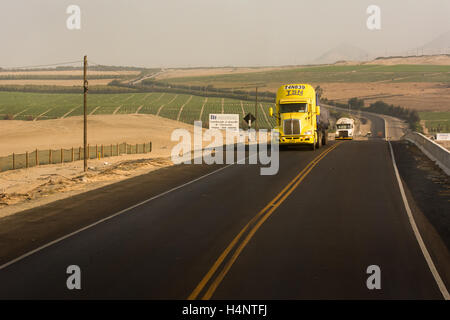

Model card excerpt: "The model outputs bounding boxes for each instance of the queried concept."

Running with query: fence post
[61,148,63,164]
[71,147,74,162]
[13,153,15,170]
[143,143,146,154]
[26,151,29,168]
[136,143,138,154]
[150,142,152,152]
[116,143,119,156]
[101,145,104,158]
[110,144,112,157]
[96,145,98,159]
[88,144,90,159]
[79,147,81,161]
[49,149,52,164]
[36,149,39,166]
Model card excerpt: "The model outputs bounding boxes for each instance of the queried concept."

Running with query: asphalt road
[324,104,407,141]
[0,119,445,299]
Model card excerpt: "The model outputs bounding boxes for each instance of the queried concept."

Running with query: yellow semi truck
[269,84,329,150]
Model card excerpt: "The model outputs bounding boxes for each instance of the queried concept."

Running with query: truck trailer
[335,117,355,140]
[269,84,329,150]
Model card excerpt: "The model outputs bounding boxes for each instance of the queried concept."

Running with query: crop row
[0,92,276,129]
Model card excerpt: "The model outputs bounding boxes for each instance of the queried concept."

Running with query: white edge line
[388,141,449,300]
[0,161,241,271]
[0,151,258,270]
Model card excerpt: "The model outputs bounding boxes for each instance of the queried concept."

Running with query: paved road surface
[0,115,444,299]
[325,104,407,141]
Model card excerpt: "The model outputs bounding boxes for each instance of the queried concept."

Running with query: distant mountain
[313,44,369,64]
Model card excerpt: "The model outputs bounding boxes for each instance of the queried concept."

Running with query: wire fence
[0,142,152,172]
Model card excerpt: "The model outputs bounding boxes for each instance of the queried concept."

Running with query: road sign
[436,133,450,141]
[244,113,256,128]
[209,114,239,131]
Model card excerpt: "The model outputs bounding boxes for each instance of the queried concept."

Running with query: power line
[2,60,82,70]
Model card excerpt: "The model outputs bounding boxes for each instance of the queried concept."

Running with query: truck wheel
[311,137,316,151]
[322,132,328,145]
[316,133,322,149]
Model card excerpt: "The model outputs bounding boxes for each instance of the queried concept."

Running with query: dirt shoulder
[0,154,174,219]
[0,114,255,218]
[0,114,198,218]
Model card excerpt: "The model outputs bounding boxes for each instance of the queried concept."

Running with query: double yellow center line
[188,142,342,300]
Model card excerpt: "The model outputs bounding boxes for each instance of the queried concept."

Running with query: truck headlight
[304,130,312,135]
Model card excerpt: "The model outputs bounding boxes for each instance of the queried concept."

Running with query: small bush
[3,114,14,120]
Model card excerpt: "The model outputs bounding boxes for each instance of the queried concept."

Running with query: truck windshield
[279,103,307,113]
[337,124,352,129]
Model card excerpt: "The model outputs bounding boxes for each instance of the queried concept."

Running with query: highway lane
[0,143,329,298]
[324,104,384,140]
[383,114,408,140]
[212,141,441,299]
[0,117,444,299]
[324,104,407,141]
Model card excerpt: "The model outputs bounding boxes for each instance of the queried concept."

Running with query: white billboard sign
[209,114,239,131]
[436,133,450,141]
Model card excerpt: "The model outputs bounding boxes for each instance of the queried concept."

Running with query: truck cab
[335,117,355,140]
[269,84,328,150]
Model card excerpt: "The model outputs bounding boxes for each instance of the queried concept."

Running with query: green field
[167,64,450,87]
[419,111,450,133]
[0,91,276,129]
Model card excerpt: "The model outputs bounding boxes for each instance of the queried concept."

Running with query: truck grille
[283,119,300,135]
[338,131,348,138]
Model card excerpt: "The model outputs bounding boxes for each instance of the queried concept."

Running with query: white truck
[335,117,355,140]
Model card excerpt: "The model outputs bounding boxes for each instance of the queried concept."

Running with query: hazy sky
[1,0,449,68]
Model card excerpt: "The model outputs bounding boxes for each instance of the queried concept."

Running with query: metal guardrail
[403,132,450,175]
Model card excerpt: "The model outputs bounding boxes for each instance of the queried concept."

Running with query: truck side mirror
[316,105,321,115]
[269,107,273,117]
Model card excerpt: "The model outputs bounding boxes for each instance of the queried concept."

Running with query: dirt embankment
[364,55,450,66]
[0,114,193,156]
[0,114,254,218]
[436,140,450,151]
[0,114,198,217]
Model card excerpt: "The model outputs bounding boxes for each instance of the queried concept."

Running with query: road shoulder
[392,140,450,291]
[0,163,224,265]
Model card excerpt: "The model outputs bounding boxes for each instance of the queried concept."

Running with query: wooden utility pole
[255,87,258,131]
[83,55,88,172]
